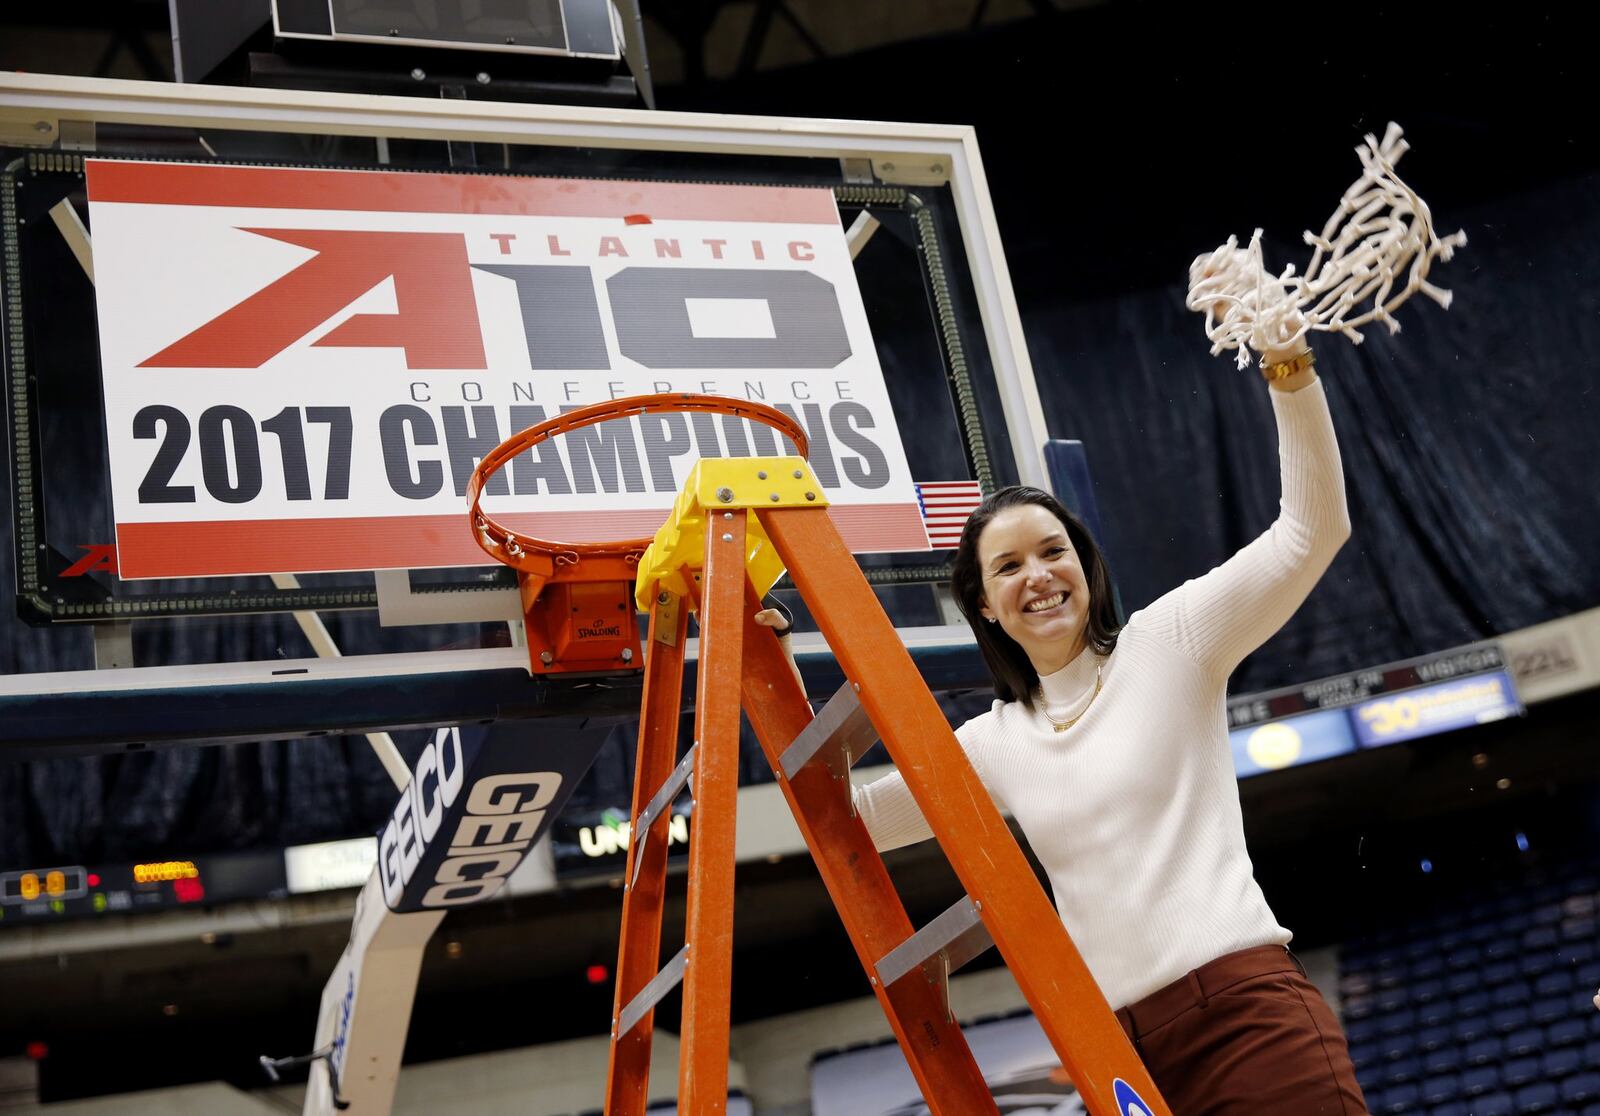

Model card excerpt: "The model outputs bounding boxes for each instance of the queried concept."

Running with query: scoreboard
[0,852,286,925]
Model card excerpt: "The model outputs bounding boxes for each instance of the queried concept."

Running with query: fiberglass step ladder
[598,448,1172,1116]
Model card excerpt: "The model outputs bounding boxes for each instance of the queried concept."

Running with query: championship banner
[84,160,930,578]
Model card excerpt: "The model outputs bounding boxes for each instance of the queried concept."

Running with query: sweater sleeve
[851,717,1000,852]
[1140,379,1351,680]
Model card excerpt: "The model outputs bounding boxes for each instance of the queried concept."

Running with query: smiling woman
[853,345,1370,1114]
[949,490,1122,703]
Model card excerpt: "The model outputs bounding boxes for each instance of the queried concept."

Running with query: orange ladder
[599,450,1173,1116]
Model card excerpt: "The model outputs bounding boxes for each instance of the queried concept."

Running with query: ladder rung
[779,681,879,780]
[631,743,698,883]
[874,895,995,989]
[616,944,690,1039]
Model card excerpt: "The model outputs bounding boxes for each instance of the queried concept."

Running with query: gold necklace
[1043,661,1102,733]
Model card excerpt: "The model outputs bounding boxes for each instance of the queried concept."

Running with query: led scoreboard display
[0,865,88,905]
[0,853,286,925]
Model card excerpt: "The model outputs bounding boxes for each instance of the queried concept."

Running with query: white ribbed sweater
[854,380,1351,1010]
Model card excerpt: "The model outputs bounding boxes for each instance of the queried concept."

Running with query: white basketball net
[1186,122,1469,367]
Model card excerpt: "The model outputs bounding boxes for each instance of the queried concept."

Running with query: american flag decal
[915,481,985,549]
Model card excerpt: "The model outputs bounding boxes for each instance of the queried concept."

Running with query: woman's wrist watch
[1260,348,1315,383]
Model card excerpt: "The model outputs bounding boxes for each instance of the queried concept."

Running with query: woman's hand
[753,607,791,636]
[754,600,804,695]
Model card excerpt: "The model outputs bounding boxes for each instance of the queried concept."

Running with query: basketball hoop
[467,393,808,672]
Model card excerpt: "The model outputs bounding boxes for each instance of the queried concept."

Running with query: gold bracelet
[1259,349,1315,382]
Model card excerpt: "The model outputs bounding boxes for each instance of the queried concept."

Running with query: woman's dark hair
[950,486,1121,709]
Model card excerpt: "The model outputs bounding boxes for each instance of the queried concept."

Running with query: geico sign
[377,726,563,909]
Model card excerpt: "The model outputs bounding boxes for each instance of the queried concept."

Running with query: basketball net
[1187,122,1468,366]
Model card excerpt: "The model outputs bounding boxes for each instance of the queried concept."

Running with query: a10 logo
[139,229,853,374]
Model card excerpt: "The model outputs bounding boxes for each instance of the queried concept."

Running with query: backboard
[0,72,1049,751]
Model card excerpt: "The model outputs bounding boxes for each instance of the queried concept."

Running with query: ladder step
[616,943,690,1039]
[779,681,879,780]
[631,743,697,882]
[874,895,995,988]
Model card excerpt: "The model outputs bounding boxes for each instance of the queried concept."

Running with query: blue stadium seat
[1446,944,1483,971]
[1374,947,1406,970]
[1417,1024,1452,1053]
[1375,967,1407,990]
[1383,1057,1421,1085]
[1492,1004,1532,1033]
[1514,1081,1560,1114]
[1411,977,1445,1004]
[1523,925,1559,951]
[1563,940,1598,965]
[1562,1073,1600,1106]
[1464,1036,1503,1066]
[1412,955,1445,980]
[1534,970,1572,998]
[1344,993,1375,1020]
[1379,1033,1413,1061]
[1518,948,1557,978]
[1586,1036,1600,1064]
[1428,1103,1467,1116]
[1375,1082,1419,1115]
[1341,972,1374,997]
[1467,920,1500,945]
[1491,980,1532,1007]
[1484,957,1518,980]
[1530,994,1569,1024]
[1472,1092,1515,1116]
[1504,1027,1543,1058]
[1489,923,1522,948]
[1346,1017,1379,1044]
[1547,1017,1587,1046]
[1562,914,1596,940]
[1453,1014,1490,1044]
[1456,990,1490,1017]
[1421,1073,1461,1105]
[1531,902,1564,926]
[1378,1008,1418,1036]
[1348,1041,1379,1069]
[1377,987,1409,1013]
[1405,939,1437,962]
[1543,1046,1582,1078]
[1445,969,1481,996]
[1424,1046,1462,1075]
[1461,1064,1500,1096]
[1417,999,1452,1028]
[1562,893,1596,917]
[1500,1056,1539,1089]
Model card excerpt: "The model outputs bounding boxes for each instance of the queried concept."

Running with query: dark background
[1,0,1598,1101]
